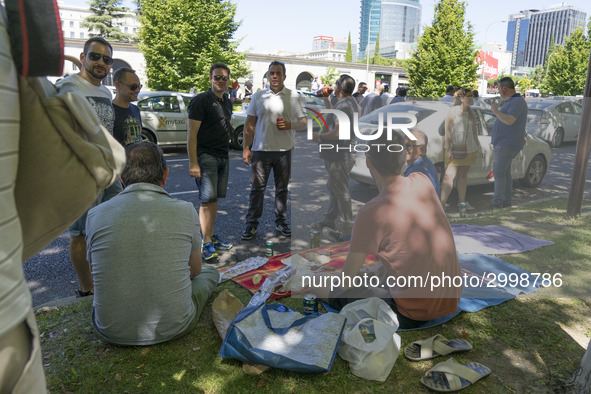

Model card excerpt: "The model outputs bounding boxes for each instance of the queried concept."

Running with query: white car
[350,101,551,188]
[137,91,247,149]
[525,98,582,147]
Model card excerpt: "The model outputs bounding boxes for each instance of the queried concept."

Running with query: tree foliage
[545,27,590,96]
[345,32,353,62]
[321,66,339,86]
[81,0,132,41]
[138,0,248,92]
[355,55,397,66]
[407,0,478,97]
[374,31,380,58]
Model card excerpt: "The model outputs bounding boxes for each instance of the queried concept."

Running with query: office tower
[507,5,586,69]
[359,0,421,59]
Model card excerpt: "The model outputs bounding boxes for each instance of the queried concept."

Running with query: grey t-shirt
[86,183,201,345]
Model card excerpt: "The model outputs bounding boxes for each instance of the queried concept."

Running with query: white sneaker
[459,201,476,211]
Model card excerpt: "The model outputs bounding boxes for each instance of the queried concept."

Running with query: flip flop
[421,358,491,392]
[404,334,472,361]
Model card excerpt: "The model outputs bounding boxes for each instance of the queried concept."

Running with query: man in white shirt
[241,61,306,239]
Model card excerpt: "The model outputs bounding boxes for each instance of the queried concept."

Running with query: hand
[242,147,252,166]
[277,119,290,130]
[189,163,201,179]
[491,103,499,112]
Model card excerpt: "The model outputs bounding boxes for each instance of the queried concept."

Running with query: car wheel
[551,128,564,148]
[231,126,244,150]
[519,154,547,188]
[141,129,156,143]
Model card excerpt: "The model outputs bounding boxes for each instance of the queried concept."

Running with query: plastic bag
[211,289,244,340]
[337,298,401,381]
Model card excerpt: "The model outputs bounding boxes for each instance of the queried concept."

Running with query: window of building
[70,21,74,28]
[70,31,75,38]
[124,27,128,33]
[80,32,84,39]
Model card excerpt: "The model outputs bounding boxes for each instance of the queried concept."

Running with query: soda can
[303,295,318,315]
[459,202,467,218]
[265,241,274,257]
[309,229,320,249]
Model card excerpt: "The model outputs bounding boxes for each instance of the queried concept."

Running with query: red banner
[476,50,499,79]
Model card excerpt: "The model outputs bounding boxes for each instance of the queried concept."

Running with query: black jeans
[246,150,292,226]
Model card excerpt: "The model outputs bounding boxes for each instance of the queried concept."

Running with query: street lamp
[546,52,556,75]
[481,20,507,93]
[365,2,381,87]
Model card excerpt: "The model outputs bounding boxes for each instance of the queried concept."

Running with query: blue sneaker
[202,241,218,260]
[211,234,233,250]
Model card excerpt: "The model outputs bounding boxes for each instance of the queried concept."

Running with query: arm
[491,103,517,125]
[444,112,454,158]
[242,115,257,166]
[187,119,202,178]
[471,111,481,149]
[279,116,307,131]
[313,118,340,142]
[188,250,202,279]
[341,252,367,290]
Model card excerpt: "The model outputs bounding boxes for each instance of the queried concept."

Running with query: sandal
[421,358,491,392]
[404,334,472,361]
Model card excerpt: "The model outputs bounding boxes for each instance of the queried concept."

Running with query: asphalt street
[23,134,591,307]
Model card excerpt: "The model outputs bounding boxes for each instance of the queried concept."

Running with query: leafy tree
[355,55,396,66]
[545,27,590,96]
[138,0,248,92]
[81,0,132,41]
[374,31,380,59]
[407,0,478,98]
[516,75,534,92]
[345,32,353,62]
[321,66,339,86]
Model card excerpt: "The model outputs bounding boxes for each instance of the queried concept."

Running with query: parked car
[137,91,246,149]
[525,98,582,147]
[350,101,551,188]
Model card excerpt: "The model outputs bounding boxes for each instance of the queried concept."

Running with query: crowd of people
[0,23,527,388]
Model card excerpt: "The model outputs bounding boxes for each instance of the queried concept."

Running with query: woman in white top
[440,88,481,210]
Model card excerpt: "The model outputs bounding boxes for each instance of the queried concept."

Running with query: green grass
[37,198,591,393]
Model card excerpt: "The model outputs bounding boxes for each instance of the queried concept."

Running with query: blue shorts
[68,179,123,237]
[196,153,229,203]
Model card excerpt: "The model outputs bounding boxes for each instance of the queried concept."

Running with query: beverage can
[309,229,320,249]
[265,241,274,257]
[459,202,467,218]
[303,295,318,315]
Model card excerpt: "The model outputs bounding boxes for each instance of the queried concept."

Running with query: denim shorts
[68,179,123,237]
[196,153,229,203]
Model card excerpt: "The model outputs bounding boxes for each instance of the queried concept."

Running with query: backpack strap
[5,0,63,77]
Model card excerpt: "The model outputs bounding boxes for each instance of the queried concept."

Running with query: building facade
[506,6,587,69]
[359,0,421,60]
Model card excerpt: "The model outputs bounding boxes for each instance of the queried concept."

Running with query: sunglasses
[86,52,114,65]
[213,75,229,81]
[120,81,143,91]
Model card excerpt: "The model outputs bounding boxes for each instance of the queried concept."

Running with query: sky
[65,0,591,54]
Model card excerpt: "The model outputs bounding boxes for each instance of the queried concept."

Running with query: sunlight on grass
[172,370,186,381]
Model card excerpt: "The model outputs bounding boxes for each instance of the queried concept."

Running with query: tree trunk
[567,339,591,393]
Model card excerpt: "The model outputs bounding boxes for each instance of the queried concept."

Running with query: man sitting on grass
[319,132,462,329]
[86,142,219,345]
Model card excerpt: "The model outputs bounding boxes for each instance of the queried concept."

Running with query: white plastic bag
[337,298,401,381]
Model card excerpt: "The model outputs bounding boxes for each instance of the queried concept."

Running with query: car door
[142,94,187,145]
[569,101,583,141]
[467,108,495,184]
[555,102,578,141]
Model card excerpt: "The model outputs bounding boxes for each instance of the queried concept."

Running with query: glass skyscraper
[507,6,586,69]
[359,0,422,59]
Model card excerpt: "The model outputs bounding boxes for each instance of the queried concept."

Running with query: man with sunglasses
[112,67,143,146]
[403,129,440,197]
[241,61,306,240]
[352,82,367,104]
[187,63,234,260]
[57,37,121,298]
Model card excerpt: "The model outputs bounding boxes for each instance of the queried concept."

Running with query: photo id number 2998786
[483,272,562,288]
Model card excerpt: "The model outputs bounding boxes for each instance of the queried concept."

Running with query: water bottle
[459,202,467,218]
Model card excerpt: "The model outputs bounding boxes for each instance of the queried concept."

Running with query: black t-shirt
[187,89,232,158]
[320,96,359,162]
[113,103,142,146]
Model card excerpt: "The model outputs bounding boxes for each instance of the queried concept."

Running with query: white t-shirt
[57,74,114,134]
[246,87,304,151]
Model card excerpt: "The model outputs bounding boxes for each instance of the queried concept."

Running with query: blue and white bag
[219,303,346,373]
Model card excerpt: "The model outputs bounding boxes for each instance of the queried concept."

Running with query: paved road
[23,136,590,307]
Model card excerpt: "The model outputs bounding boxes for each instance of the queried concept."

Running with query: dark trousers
[246,150,292,226]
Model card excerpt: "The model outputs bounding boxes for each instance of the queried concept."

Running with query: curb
[35,294,92,313]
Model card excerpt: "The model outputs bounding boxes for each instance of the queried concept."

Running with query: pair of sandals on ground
[404,334,491,392]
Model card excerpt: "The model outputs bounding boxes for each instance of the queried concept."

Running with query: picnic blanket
[229,242,379,300]
[451,224,554,255]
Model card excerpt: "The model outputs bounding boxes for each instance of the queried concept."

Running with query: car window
[182,96,193,110]
[137,99,151,111]
[527,101,553,110]
[479,110,497,136]
[527,109,543,123]
[556,102,574,114]
[150,96,181,112]
[573,102,582,114]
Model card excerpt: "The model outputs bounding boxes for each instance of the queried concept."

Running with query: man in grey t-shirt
[86,142,219,345]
